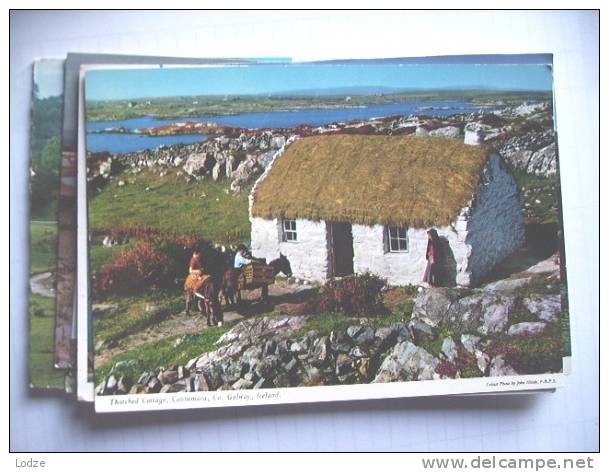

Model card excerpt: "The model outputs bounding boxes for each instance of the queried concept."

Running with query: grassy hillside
[88,170,251,246]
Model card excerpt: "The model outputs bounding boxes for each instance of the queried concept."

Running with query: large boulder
[411,288,462,327]
[523,294,561,322]
[372,341,439,383]
[429,125,460,138]
[526,143,557,177]
[412,288,516,335]
[507,322,547,336]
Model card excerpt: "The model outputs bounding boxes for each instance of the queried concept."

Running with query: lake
[86,100,490,153]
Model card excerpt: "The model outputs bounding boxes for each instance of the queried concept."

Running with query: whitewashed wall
[352,224,471,287]
[461,153,526,285]
[250,217,329,283]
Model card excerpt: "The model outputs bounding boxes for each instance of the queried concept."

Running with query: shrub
[95,242,170,298]
[316,273,386,317]
[435,360,458,379]
[488,328,563,375]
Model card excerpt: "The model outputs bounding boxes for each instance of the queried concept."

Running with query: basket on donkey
[239,262,275,289]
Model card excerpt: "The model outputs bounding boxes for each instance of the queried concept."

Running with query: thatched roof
[251,135,492,228]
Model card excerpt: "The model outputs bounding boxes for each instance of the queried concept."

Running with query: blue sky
[34,59,64,98]
[86,63,553,101]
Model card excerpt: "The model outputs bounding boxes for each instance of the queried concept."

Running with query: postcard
[56,54,266,399]
[81,57,570,412]
[28,59,67,390]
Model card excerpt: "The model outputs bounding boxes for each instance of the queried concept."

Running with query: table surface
[9,10,599,452]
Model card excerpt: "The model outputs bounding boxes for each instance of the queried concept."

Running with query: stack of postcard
[28,53,571,413]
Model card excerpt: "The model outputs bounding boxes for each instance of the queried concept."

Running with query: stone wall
[250,217,329,283]
[352,224,470,287]
[461,153,525,285]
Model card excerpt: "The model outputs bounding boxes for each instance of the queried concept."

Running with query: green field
[29,221,57,274]
[94,292,184,348]
[89,170,250,245]
[95,323,232,382]
[29,294,64,389]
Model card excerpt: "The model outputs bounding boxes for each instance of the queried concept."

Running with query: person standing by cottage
[423,228,441,287]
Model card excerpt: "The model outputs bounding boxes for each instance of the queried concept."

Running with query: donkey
[221,253,293,306]
[185,278,223,327]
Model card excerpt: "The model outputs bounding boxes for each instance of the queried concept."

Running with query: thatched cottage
[249,134,524,287]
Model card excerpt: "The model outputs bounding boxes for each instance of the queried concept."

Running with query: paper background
[9,10,599,451]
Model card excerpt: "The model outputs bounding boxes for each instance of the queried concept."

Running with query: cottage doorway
[328,222,354,277]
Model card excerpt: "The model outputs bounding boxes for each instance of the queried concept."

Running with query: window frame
[385,225,409,253]
[281,219,298,243]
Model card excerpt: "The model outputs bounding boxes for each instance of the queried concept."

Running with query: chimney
[464,124,485,145]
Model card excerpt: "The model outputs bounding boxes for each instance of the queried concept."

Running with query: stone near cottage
[408,318,436,344]
[283,357,298,373]
[271,136,286,148]
[183,152,211,176]
[105,375,118,392]
[523,294,561,322]
[232,378,254,390]
[129,384,147,394]
[311,336,330,365]
[250,135,524,287]
[290,341,306,354]
[262,339,276,356]
[489,355,518,377]
[253,377,270,389]
[412,288,462,327]
[373,341,439,383]
[346,325,363,339]
[194,373,211,392]
[177,365,189,380]
[160,384,184,393]
[257,150,276,168]
[429,126,460,138]
[392,321,412,343]
[138,372,154,385]
[349,346,369,358]
[146,377,162,393]
[374,326,398,349]
[354,327,375,345]
[460,334,481,354]
[116,376,131,394]
[484,276,533,292]
[433,290,516,335]
[212,161,224,181]
[255,356,279,379]
[441,337,458,363]
[117,180,125,187]
[475,350,490,374]
[158,369,179,385]
[507,321,547,337]
[527,143,557,177]
[336,353,355,376]
[358,357,371,379]
[302,365,323,385]
[243,372,256,382]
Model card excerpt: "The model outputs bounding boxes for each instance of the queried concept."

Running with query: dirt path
[95,279,316,366]
[30,272,55,298]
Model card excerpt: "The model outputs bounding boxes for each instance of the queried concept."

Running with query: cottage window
[386,226,408,252]
[282,219,298,242]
